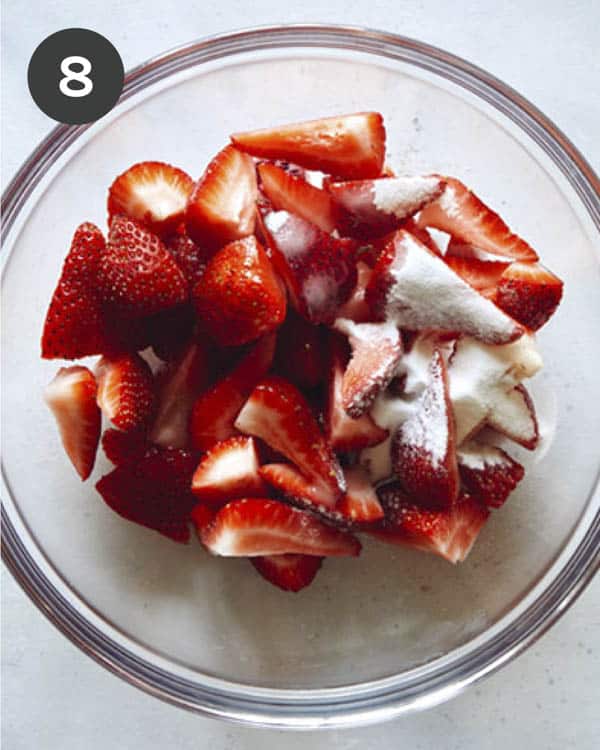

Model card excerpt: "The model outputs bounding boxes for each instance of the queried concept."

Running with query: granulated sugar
[372,176,443,219]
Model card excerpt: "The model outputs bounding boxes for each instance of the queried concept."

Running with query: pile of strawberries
[42,112,563,592]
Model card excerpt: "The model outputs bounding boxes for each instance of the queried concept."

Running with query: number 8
[59,56,93,98]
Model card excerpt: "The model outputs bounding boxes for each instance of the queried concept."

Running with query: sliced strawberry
[457,441,525,508]
[185,145,257,252]
[193,236,286,346]
[486,384,539,450]
[191,436,267,508]
[328,175,444,239]
[251,554,323,592]
[190,503,217,533]
[190,334,276,452]
[41,222,108,359]
[150,340,213,449]
[101,428,156,466]
[494,262,563,330]
[235,376,345,506]
[165,232,209,289]
[445,238,509,261]
[231,112,386,180]
[336,261,374,323]
[95,354,156,431]
[417,177,539,262]
[99,215,187,318]
[261,210,357,324]
[400,218,441,255]
[372,484,489,563]
[366,229,525,344]
[337,466,384,523]
[107,161,194,237]
[201,498,361,556]
[258,161,338,233]
[334,318,403,418]
[391,349,459,509]
[444,255,509,299]
[44,366,101,480]
[274,311,325,389]
[96,448,198,542]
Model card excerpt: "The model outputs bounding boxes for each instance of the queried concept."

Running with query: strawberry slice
[99,215,187,318]
[193,236,286,346]
[494,262,563,330]
[44,366,101,480]
[258,162,338,233]
[400,218,441,255]
[391,349,459,509]
[165,231,209,289]
[190,334,276,452]
[102,428,156,466]
[231,112,386,180]
[235,376,346,506]
[457,441,525,508]
[107,161,194,237]
[201,498,361,556]
[325,336,389,451]
[41,222,108,359]
[185,145,257,253]
[96,354,156,431]
[366,229,525,344]
[416,177,539,262]
[336,261,374,323]
[337,466,384,523]
[334,318,403,417]
[251,554,323,592]
[486,384,539,450]
[262,210,357,324]
[191,436,267,508]
[372,484,489,563]
[274,311,325,389]
[444,255,509,299]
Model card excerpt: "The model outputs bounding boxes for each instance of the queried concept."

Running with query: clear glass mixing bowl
[2,25,599,729]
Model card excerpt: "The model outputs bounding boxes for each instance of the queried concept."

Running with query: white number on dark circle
[59,56,93,98]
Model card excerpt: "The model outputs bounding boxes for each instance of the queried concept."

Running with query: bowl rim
[2,23,599,730]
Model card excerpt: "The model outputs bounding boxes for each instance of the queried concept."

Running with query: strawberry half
[185,145,257,252]
[391,349,459,509]
[165,231,209,290]
[235,376,346,506]
[201,498,361,556]
[231,112,386,180]
[444,255,509,299]
[251,554,323,592]
[193,236,286,346]
[262,210,357,324]
[417,177,539,262]
[107,161,194,237]
[274,311,325,389]
[457,441,525,508]
[96,354,156,431]
[191,436,267,508]
[336,261,374,323]
[337,466,384,524]
[486,384,539,450]
[494,262,563,330]
[44,366,101,480]
[99,216,187,318]
[102,428,157,466]
[190,333,276,452]
[41,222,108,359]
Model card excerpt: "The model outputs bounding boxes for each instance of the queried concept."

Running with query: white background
[2,1,599,747]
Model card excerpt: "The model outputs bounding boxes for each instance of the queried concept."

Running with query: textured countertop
[2,1,599,747]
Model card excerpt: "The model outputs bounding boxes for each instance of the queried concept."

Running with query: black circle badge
[28,28,124,125]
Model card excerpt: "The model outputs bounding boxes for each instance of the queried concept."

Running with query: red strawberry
[444,255,509,299]
[191,436,267,508]
[457,441,525,508]
[400,218,441,255]
[336,261,374,323]
[99,215,187,318]
[258,161,338,233]
[165,232,209,289]
[235,376,345,506]
[201,498,361,556]
[334,318,403,418]
[325,336,389,451]
[41,222,108,359]
[96,354,156,431]
[417,177,539,262]
[494,262,563,330]
[185,145,257,252]
[107,161,194,237]
[372,484,489,563]
[274,311,325,389]
[391,349,459,509]
[251,554,323,592]
[193,236,286,346]
[96,448,198,542]
[231,112,386,180]
[150,340,213,449]
[101,428,157,466]
[337,466,384,523]
[190,503,217,533]
[261,210,357,324]
[44,366,101,480]
[486,384,539,450]
[190,334,276,452]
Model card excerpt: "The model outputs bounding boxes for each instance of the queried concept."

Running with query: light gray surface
[1,1,599,747]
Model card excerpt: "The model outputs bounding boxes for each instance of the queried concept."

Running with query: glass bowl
[2,25,599,730]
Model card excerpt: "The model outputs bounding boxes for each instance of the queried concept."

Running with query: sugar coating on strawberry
[457,441,525,508]
[486,384,539,450]
[96,353,156,432]
[251,554,323,592]
[495,262,563,330]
